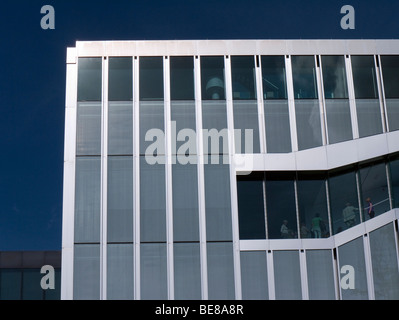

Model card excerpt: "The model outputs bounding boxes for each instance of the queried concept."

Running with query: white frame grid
[63,40,399,300]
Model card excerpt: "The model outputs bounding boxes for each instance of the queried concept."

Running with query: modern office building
[62,40,399,300]
[0,250,61,300]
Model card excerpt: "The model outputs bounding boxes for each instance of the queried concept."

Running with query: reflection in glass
[351,56,378,99]
[139,57,164,101]
[261,56,287,99]
[292,56,318,99]
[108,101,133,155]
[108,57,133,101]
[338,237,368,300]
[355,99,383,138]
[265,172,297,239]
[273,250,302,300]
[170,56,194,100]
[140,243,167,300]
[295,100,322,151]
[325,100,353,144]
[76,102,101,156]
[297,173,329,238]
[322,56,348,99]
[207,242,235,300]
[381,56,399,131]
[140,156,166,242]
[240,251,268,300]
[107,244,134,300]
[201,56,225,100]
[75,157,101,243]
[328,167,360,235]
[306,250,335,300]
[359,161,389,220]
[73,244,100,300]
[369,223,399,299]
[237,174,266,240]
[231,56,256,100]
[174,243,201,300]
[107,156,133,243]
[78,57,102,101]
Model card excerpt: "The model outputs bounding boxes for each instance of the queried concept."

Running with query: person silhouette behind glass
[342,202,358,228]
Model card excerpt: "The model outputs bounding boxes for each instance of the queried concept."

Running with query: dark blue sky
[0,0,398,251]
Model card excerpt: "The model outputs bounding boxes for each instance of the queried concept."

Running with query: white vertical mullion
[61,52,77,300]
[285,55,299,152]
[194,56,208,300]
[164,56,174,300]
[255,55,267,154]
[133,56,140,300]
[100,56,109,300]
[375,55,388,133]
[331,248,341,300]
[267,250,276,300]
[225,55,242,300]
[345,55,360,139]
[299,250,309,300]
[316,55,328,145]
[363,234,375,300]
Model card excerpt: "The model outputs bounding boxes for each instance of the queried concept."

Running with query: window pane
[173,163,199,242]
[359,161,389,221]
[78,57,102,101]
[306,250,335,300]
[201,56,225,100]
[261,56,287,99]
[108,57,133,101]
[322,56,348,99]
[108,101,133,155]
[292,56,318,99]
[0,269,22,300]
[240,251,268,300]
[237,174,266,240]
[170,56,194,100]
[140,156,166,242]
[328,167,360,235]
[265,173,297,239]
[204,157,232,241]
[297,172,329,239]
[386,99,399,132]
[389,156,399,208]
[107,244,134,300]
[233,100,260,153]
[295,99,322,150]
[73,244,100,300]
[264,100,291,153]
[351,55,378,99]
[381,55,399,98]
[202,101,229,155]
[75,157,101,243]
[174,243,201,300]
[207,242,235,300]
[171,101,196,156]
[338,237,368,300]
[273,250,302,300]
[107,156,133,243]
[356,99,383,138]
[369,223,399,299]
[44,269,61,300]
[22,269,43,300]
[325,99,353,144]
[140,243,167,300]
[140,101,165,156]
[76,102,101,156]
[231,56,256,100]
[140,57,163,101]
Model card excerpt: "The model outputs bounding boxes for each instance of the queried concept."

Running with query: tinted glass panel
[306,250,335,300]
[233,100,260,153]
[356,99,383,138]
[240,251,268,300]
[231,56,256,100]
[202,101,229,155]
[261,56,287,99]
[201,56,225,100]
[139,57,163,101]
[273,250,302,300]
[351,55,378,99]
[108,57,133,101]
[237,175,266,239]
[170,56,195,100]
[76,102,101,156]
[265,173,297,239]
[264,100,291,153]
[292,56,318,99]
[78,57,102,101]
[140,101,165,156]
[0,269,22,300]
[381,55,399,98]
[389,156,399,208]
[108,101,133,155]
[22,269,43,300]
[386,99,399,132]
[295,99,322,150]
[322,56,348,99]
[171,101,197,157]
[325,99,353,144]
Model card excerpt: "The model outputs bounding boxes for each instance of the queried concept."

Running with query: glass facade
[66,41,399,301]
